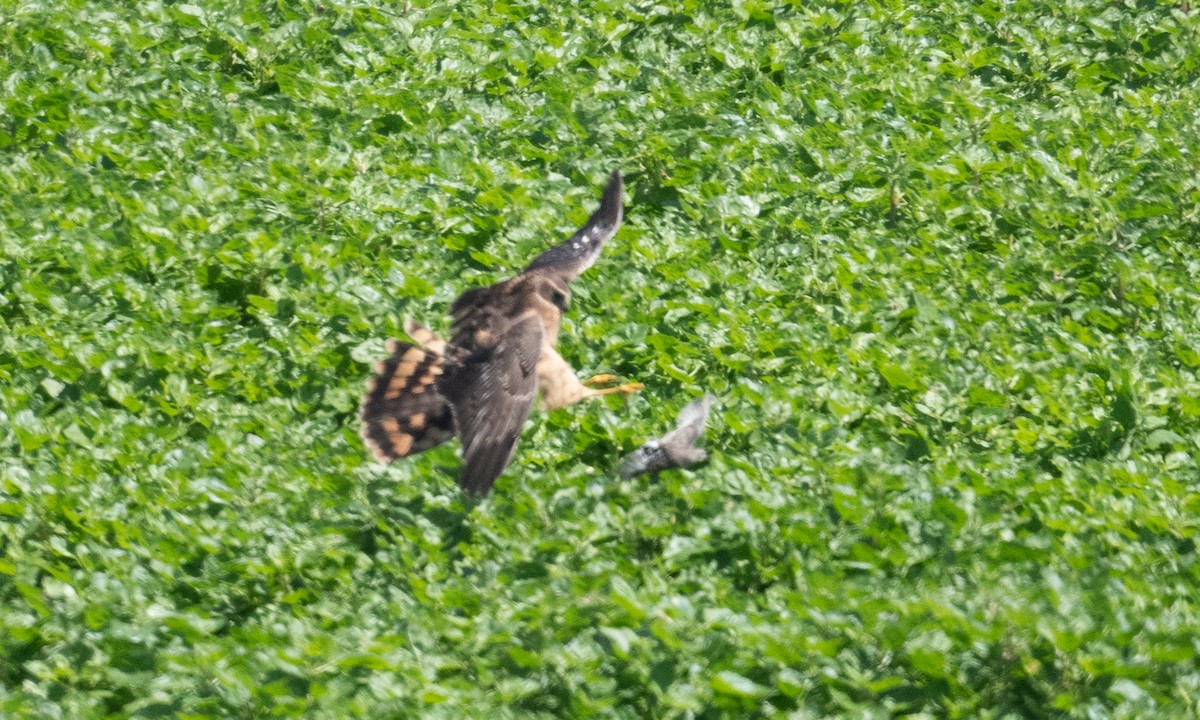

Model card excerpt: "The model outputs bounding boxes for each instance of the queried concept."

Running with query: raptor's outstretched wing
[524,170,623,280]
[438,315,544,495]
[358,335,455,462]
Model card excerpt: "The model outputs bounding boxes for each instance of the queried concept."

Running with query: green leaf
[712,671,765,698]
[877,362,923,391]
[968,385,1006,408]
[1111,392,1137,434]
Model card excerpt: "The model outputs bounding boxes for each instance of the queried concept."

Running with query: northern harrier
[360,170,641,495]
[618,395,714,479]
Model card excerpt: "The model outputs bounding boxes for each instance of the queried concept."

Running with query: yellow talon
[584,374,619,387]
[596,382,643,396]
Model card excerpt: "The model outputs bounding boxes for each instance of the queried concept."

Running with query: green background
[2,0,1199,717]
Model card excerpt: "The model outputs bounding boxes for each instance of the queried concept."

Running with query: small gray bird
[619,395,714,478]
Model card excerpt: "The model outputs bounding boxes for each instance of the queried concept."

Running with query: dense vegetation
[2,0,1199,717]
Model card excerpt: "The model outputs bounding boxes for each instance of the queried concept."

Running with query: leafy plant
[2,0,1199,718]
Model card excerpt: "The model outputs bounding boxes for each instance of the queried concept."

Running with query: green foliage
[2,0,1200,717]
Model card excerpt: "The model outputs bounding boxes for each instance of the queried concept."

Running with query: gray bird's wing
[658,394,714,450]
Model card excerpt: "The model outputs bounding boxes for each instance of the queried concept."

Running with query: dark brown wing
[359,338,457,462]
[438,314,544,496]
[523,170,623,281]
[447,286,492,323]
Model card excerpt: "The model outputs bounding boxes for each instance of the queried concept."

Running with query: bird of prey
[619,395,714,479]
[359,170,641,495]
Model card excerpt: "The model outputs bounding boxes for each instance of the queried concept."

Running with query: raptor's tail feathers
[359,339,456,462]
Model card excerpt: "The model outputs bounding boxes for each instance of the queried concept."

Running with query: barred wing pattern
[358,337,455,462]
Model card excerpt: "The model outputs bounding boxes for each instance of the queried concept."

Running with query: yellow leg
[538,347,643,410]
